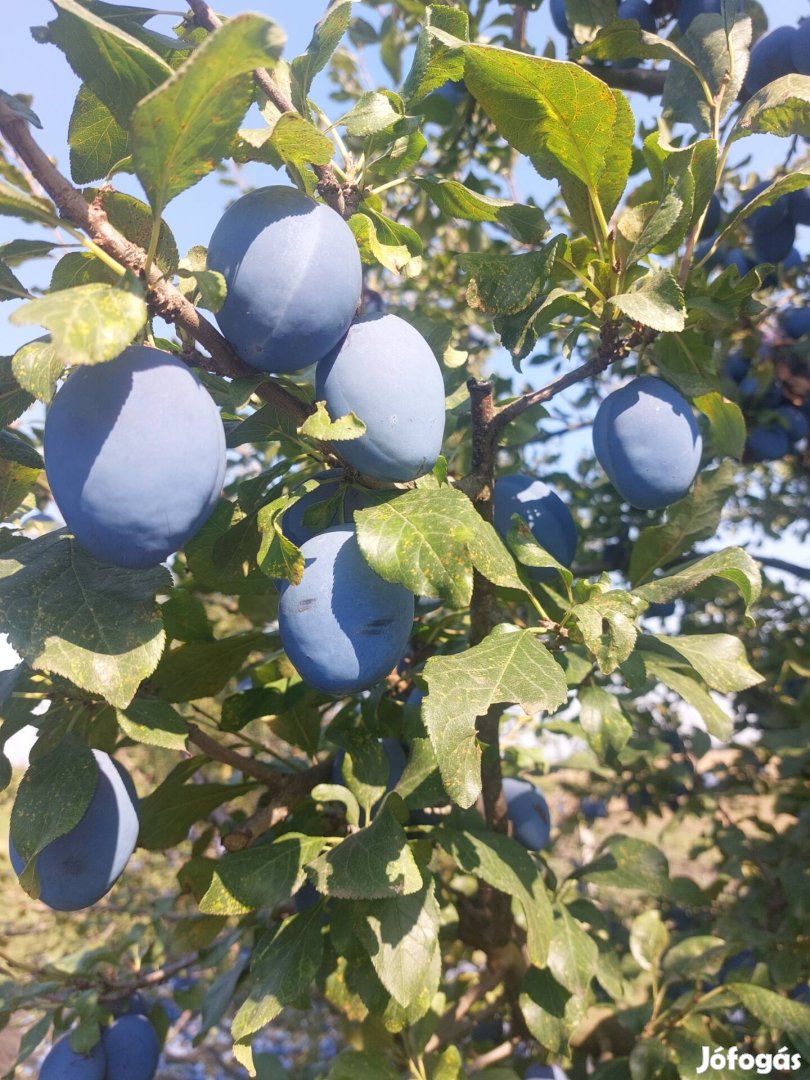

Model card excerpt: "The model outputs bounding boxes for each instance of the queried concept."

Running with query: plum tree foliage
[0,0,809,1077]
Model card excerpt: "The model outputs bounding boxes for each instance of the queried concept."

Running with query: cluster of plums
[551,0,729,46]
[698,183,809,271]
[40,1005,160,1080]
[723,307,810,462]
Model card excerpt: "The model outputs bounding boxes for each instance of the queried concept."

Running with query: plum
[281,469,371,548]
[278,525,414,694]
[526,1066,569,1080]
[777,404,810,443]
[699,194,722,238]
[677,0,721,32]
[746,424,791,461]
[44,345,225,569]
[593,376,703,510]
[751,216,796,263]
[743,26,798,97]
[618,0,655,32]
[10,750,139,911]
[722,248,755,277]
[39,1032,106,1079]
[790,18,810,75]
[782,306,810,339]
[102,1014,160,1080]
[207,185,362,374]
[723,351,749,383]
[744,182,790,232]
[316,313,446,482]
[788,187,810,225]
[493,473,577,571]
[550,0,570,36]
[503,777,551,851]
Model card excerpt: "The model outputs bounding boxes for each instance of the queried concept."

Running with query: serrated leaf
[328,1051,400,1080]
[307,796,422,899]
[68,84,130,184]
[299,400,367,441]
[507,517,573,592]
[417,177,548,243]
[402,6,469,106]
[423,625,567,807]
[355,486,528,609]
[0,180,62,229]
[520,966,581,1057]
[235,113,335,173]
[714,172,810,247]
[357,876,441,1008]
[0,531,168,709]
[231,906,324,1040]
[732,73,810,142]
[343,91,403,136]
[548,906,598,996]
[728,983,810,1040]
[459,241,560,316]
[10,284,146,367]
[115,698,188,750]
[289,0,352,113]
[0,356,34,426]
[617,192,684,265]
[11,338,63,404]
[653,329,715,398]
[50,252,119,291]
[648,633,763,693]
[571,590,643,674]
[438,827,553,966]
[41,0,172,127]
[633,547,761,615]
[150,631,268,703]
[349,212,418,274]
[629,462,737,585]
[663,935,726,979]
[91,188,179,275]
[132,14,284,212]
[0,239,60,266]
[662,14,751,133]
[579,835,671,897]
[573,21,699,70]
[611,269,685,333]
[0,430,42,519]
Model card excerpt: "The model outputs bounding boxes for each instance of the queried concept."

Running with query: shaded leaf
[648,633,764,693]
[633,547,761,615]
[417,177,548,243]
[116,698,188,750]
[579,835,671,897]
[68,84,130,184]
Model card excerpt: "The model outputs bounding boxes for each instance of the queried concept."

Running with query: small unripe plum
[746,424,791,462]
[102,1014,160,1080]
[39,1033,106,1079]
[751,216,796,264]
[788,187,810,225]
[207,185,362,374]
[44,346,225,568]
[782,306,810,340]
[593,376,703,510]
[743,26,798,97]
[677,0,721,32]
[278,525,414,694]
[550,0,570,36]
[10,751,139,911]
[282,470,371,548]
[316,314,446,482]
[776,404,809,443]
[699,194,722,238]
[618,0,655,32]
[790,19,810,75]
[503,777,551,851]
[493,474,577,571]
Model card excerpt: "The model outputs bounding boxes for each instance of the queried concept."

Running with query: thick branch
[579,62,667,98]
[186,723,285,785]
[222,759,333,851]
[186,0,358,217]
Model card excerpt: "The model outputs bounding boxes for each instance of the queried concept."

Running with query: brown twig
[186,723,285,785]
[222,759,333,851]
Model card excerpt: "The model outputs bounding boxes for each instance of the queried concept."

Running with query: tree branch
[186,0,359,217]
[186,723,286,785]
[222,759,333,852]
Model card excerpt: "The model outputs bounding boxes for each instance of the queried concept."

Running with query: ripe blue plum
[777,404,809,443]
[207,185,362,374]
[723,352,749,383]
[722,248,755,277]
[278,525,414,694]
[493,473,577,570]
[10,751,139,911]
[282,470,371,548]
[790,19,810,75]
[788,187,810,225]
[503,778,551,851]
[526,1067,569,1080]
[550,0,569,36]
[745,182,790,233]
[677,0,721,32]
[782,306,810,340]
[739,377,782,407]
[44,346,225,568]
[316,314,446,482]
[743,26,798,96]
[102,1014,160,1080]
[751,216,796,263]
[746,425,791,462]
[593,376,703,510]
[293,880,321,912]
[39,1033,106,1079]
[618,0,655,32]
[699,194,722,238]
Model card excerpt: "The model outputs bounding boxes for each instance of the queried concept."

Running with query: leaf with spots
[417,177,549,243]
[633,547,761,616]
[423,625,567,807]
[548,905,599,996]
[0,530,169,709]
[570,588,644,674]
[0,431,42,520]
[115,698,188,750]
[645,633,763,693]
[458,240,561,316]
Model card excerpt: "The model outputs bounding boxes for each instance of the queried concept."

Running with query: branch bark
[222,759,333,852]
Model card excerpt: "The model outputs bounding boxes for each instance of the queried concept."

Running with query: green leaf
[616,192,684,265]
[520,966,581,1057]
[68,84,130,184]
[548,905,598,996]
[579,835,671,897]
[0,356,34,426]
[231,906,324,1040]
[417,177,548,243]
[633,547,761,616]
[610,270,685,333]
[662,14,751,133]
[565,0,621,43]
[402,5,469,106]
[423,626,567,808]
[578,685,633,758]
[0,239,60,266]
[50,252,119,291]
[0,91,43,129]
[0,531,169,709]
[235,113,335,173]
[10,735,96,896]
[40,0,172,127]
[731,72,810,142]
[91,189,179,275]
[176,246,226,313]
[349,212,421,274]
[343,91,403,137]
[355,486,528,609]
[186,834,324,915]
[11,338,63,404]
[629,910,669,972]
[309,797,422,899]
[0,260,28,302]
[462,44,619,192]
[663,935,726,979]
[438,827,553,966]
[289,0,352,113]
[10,284,147,367]
[256,498,304,585]
[149,631,268,703]
[728,984,810,1040]
[629,462,737,585]
[506,517,573,592]
[459,241,560,316]
[570,589,643,674]
[328,1051,400,1080]
[653,329,715,398]
[132,14,284,213]
[299,401,367,442]
[0,431,42,519]
[0,180,63,229]
[357,876,441,1008]
[573,21,699,70]
[138,756,254,850]
[642,655,733,740]
[115,698,188,750]
[714,172,810,246]
[647,633,764,693]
